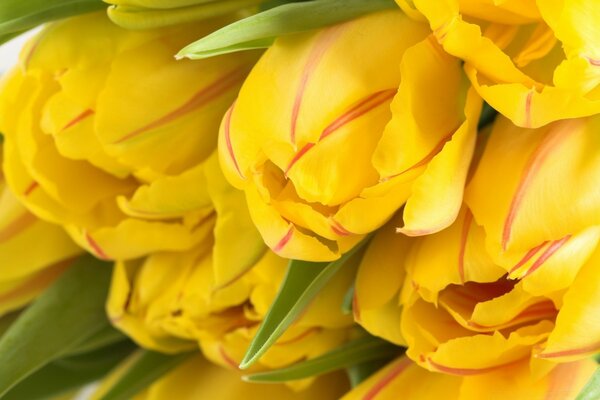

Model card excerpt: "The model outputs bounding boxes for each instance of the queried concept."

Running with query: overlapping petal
[219,9,482,261]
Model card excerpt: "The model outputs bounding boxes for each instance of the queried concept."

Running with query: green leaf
[2,341,135,400]
[243,336,398,383]
[0,255,112,396]
[577,367,600,400]
[240,237,371,369]
[0,30,27,46]
[98,350,195,400]
[177,0,397,59]
[341,284,354,315]
[0,0,105,36]
[67,325,127,356]
[346,359,390,388]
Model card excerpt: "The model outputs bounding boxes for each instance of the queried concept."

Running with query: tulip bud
[355,201,600,378]
[0,12,259,261]
[400,0,600,128]
[219,9,482,261]
[105,0,264,30]
[107,238,355,379]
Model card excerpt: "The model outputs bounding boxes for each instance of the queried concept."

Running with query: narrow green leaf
[346,359,390,388]
[2,341,135,400]
[240,237,371,369]
[341,285,354,315]
[67,325,127,356]
[0,0,105,36]
[244,336,398,383]
[577,367,600,400]
[99,350,195,400]
[0,255,112,396]
[0,30,27,46]
[177,0,396,59]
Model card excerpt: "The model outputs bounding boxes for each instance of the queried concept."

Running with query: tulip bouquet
[0,0,599,399]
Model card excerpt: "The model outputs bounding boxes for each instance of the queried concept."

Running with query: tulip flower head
[0,13,259,261]
[107,230,355,376]
[397,0,600,128]
[355,115,600,383]
[220,10,483,261]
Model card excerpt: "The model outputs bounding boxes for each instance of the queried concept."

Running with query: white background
[0,31,38,73]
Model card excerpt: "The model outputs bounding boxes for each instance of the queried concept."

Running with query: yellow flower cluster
[1,0,600,398]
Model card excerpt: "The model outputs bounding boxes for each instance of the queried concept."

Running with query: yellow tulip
[0,13,259,261]
[356,207,600,374]
[105,0,264,30]
[134,355,349,400]
[0,147,82,316]
[397,0,600,128]
[343,356,595,400]
[107,200,355,377]
[219,9,482,261]
[355,156,600,376]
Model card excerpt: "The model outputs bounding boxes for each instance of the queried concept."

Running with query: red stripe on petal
[363,358,412,400]
[290,26,344,144]
[427,357,524,376]
[538,341,600,360]
[219,346,240,370]
[223,101,245,179]
[273,226,294,253]
[85,232,110,261]
[330,218,352,237]
[524,91,534,128]
[284,142,315,176]
[383,130,455,181]
[61,109,94,132]
[501,121,577,250]
[0,211,36,243]
[113,66,247,144]
[319,89,396,140]
[24,182,39,196]
[509,241,549,274]
[522,235,571,278]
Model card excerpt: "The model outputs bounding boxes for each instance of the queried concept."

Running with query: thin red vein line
[273,226,294,253]
[501,121,575,250]
[285,89,395,176]
[522,235,571,278]
[85,232,110,260]
[61,109,94,132]
[290,26,344,144]
[112,66,247,144]
[363,358,412,400]
[509,241,549,274]
[23,181,39,197]
[383,130,455,181]
[223,101,244,179]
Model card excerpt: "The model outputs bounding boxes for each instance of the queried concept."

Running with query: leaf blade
[0,255,112,396]
[240,237,371,369]
[243,336,398,383]
[2,341,135,400]
[99,350,195,400]
[0,0,105,36]
[577,367,600,400]
[177,0,397,59]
